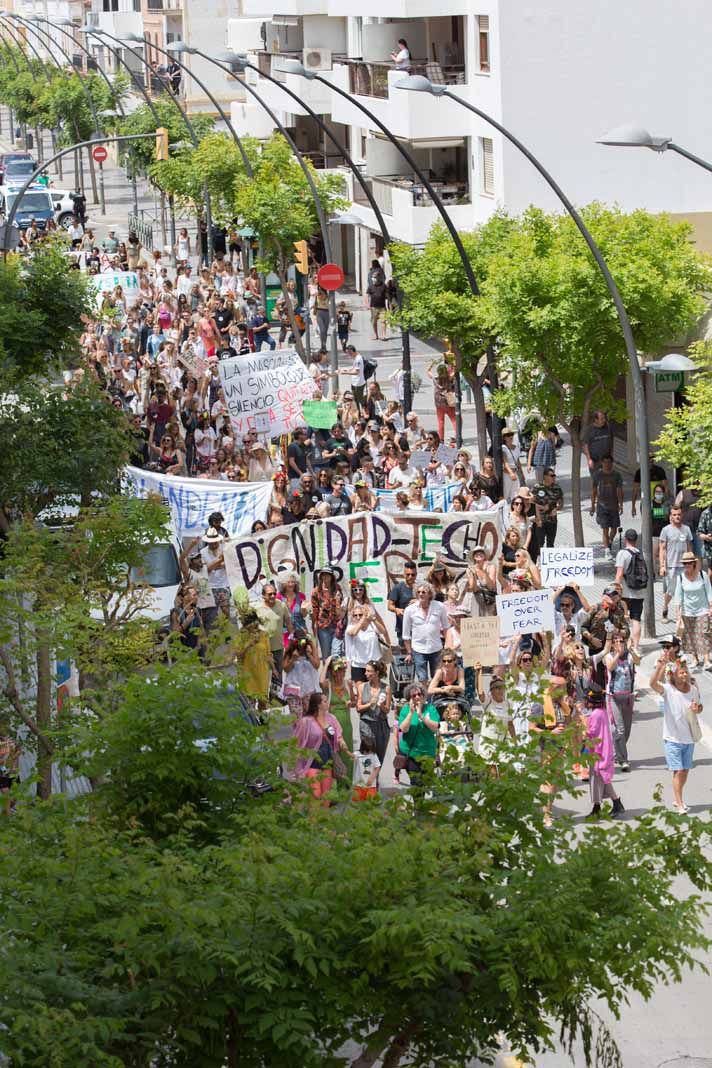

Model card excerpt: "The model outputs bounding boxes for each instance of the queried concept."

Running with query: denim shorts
[664,740,695,771]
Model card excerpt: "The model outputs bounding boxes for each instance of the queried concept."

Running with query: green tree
[116,100,214,200]
[479,205,708,542]
[656,340,712,502]
[0,242,95,382]
[0,496,171,798]
[1,707,710,1067]
[0,378,133,528]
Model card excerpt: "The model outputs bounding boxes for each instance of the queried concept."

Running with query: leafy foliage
[0,378,133,525]
[0,242,95,382]
[656,340,712,503]
[116,100,214,190]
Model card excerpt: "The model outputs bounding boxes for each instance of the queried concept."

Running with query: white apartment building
[226,0,712,289]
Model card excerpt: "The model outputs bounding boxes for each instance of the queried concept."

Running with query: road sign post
[317,263,345,291]
[92,145,107,217]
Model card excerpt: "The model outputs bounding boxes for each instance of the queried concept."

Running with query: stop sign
[317,263,345,291]
[92,145,108,164]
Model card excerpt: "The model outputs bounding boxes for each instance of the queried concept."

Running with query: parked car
[49,188,81,230]
[0,151,32,183]
[0,183,55,230]
[3,157,38,183]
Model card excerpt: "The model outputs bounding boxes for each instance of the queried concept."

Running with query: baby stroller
[389,652,415,701]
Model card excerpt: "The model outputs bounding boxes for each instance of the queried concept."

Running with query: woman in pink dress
[585,685,625,819]
[293,692,352,802]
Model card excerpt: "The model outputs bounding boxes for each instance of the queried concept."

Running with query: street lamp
[281,58,499,453]
[597,125,712,175]
[395,72,657,635]
[644,353,697,374]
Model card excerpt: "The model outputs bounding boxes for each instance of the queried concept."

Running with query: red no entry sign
[92,145,108,164]
[317,263,345,291]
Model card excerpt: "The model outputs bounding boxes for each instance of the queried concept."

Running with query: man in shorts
[659,506,693,621]
[590,456,623,562]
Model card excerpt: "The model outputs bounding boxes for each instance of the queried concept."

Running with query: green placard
[302,399,338,429]
[655,371,684,393]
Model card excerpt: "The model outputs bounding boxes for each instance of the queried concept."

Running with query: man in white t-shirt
[342,343,366,413]
[659,507,693,621]
[615,528,646,653]
[387,452,419,490]
[649,651,703,813]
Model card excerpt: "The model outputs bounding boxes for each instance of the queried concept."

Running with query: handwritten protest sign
[539,547,594,587]
[178,345,207,378]
[302,399,338,429]
[224,508,503,643]
[218,348,316,438]
[89,270,140,307]
[410,450,432,470]
[460,617,500,667]
[436,445,459,467]
[123,466,272,537]
[496,589,555,637]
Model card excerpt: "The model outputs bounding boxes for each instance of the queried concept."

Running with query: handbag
[445,390,457,407]
[687,701,703,743]
[377,634,393,666]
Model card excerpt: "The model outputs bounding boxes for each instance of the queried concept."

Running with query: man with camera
[532,467,564,549]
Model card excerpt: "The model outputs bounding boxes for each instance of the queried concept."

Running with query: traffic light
[155,127,169,162]
[293,239,309,275]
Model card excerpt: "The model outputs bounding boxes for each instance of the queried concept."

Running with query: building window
[480,136,494,196]
[102,0,119,10]
[133,0,141,10]
[477,15,490,73]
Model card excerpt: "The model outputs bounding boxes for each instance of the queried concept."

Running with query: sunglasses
[520,656,533,663]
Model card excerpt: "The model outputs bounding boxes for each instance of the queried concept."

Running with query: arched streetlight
[395,72,657,634]
[282,57,504,454]
[597,125,712,175]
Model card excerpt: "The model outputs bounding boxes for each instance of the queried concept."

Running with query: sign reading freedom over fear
[496,589,555,638]
[224,509,502,639]
[219,348,317,438]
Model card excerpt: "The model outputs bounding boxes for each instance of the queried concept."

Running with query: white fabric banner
[123,466,272,538]
[224,508,503,640]
[218,348,317,438]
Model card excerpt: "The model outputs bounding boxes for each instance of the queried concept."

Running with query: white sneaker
[605,549,613,562]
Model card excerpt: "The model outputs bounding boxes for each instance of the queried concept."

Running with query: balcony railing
[252,49,347,81]
[371,174,470,211]
[344,59,465,99]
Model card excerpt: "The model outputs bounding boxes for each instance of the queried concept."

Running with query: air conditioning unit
[302,47,331,72]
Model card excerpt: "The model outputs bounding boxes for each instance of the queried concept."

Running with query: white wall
[303,14,347,52]
[361,21,426,62]
[497,0,712,217]
[182,0,246,110]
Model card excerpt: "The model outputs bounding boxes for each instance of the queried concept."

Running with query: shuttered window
[478,15,491,72]
[481,137,494,196]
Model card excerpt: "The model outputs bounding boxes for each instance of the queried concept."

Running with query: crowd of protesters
[25,231,708,824]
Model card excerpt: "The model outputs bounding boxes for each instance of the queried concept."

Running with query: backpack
[363,357,378,381]
[625,548,648,591]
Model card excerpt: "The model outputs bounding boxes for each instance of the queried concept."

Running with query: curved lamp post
[206,49,414,414]
[13,14,108,204]
[395,73,656,634]
[282,58,505,452]
[82,25,213,261]
[597,125,712,175]
[189,49,340,385]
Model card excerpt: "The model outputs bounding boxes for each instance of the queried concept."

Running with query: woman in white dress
[501,427,524,503]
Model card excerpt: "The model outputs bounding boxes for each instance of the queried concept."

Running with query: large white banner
[89,270,141,307]
[219,348,317,438]
[224,508,503,640]
[124,466,272,538]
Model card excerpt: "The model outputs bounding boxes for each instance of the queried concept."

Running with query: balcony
[327,0,469,14]
[345,58,465,100]
[340,166,473,245]
[331,63,475,141]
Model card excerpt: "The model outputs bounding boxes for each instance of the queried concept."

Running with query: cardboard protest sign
[124,466,272,538]
[496,589,555,637]
[460,616,500,667]
[410,450,432,470]
[539,547,595,587]
[218,348,316,438]
[302,399,338,429]
[178,345,207,378]
[224,508,503,643]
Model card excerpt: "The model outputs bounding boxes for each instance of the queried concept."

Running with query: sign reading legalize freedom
[219,348,317,438]
[123,466,272,538]
[460,617,500,668]
[496,589,555,638]
[539,547,595,587]
[224,509,502,639]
